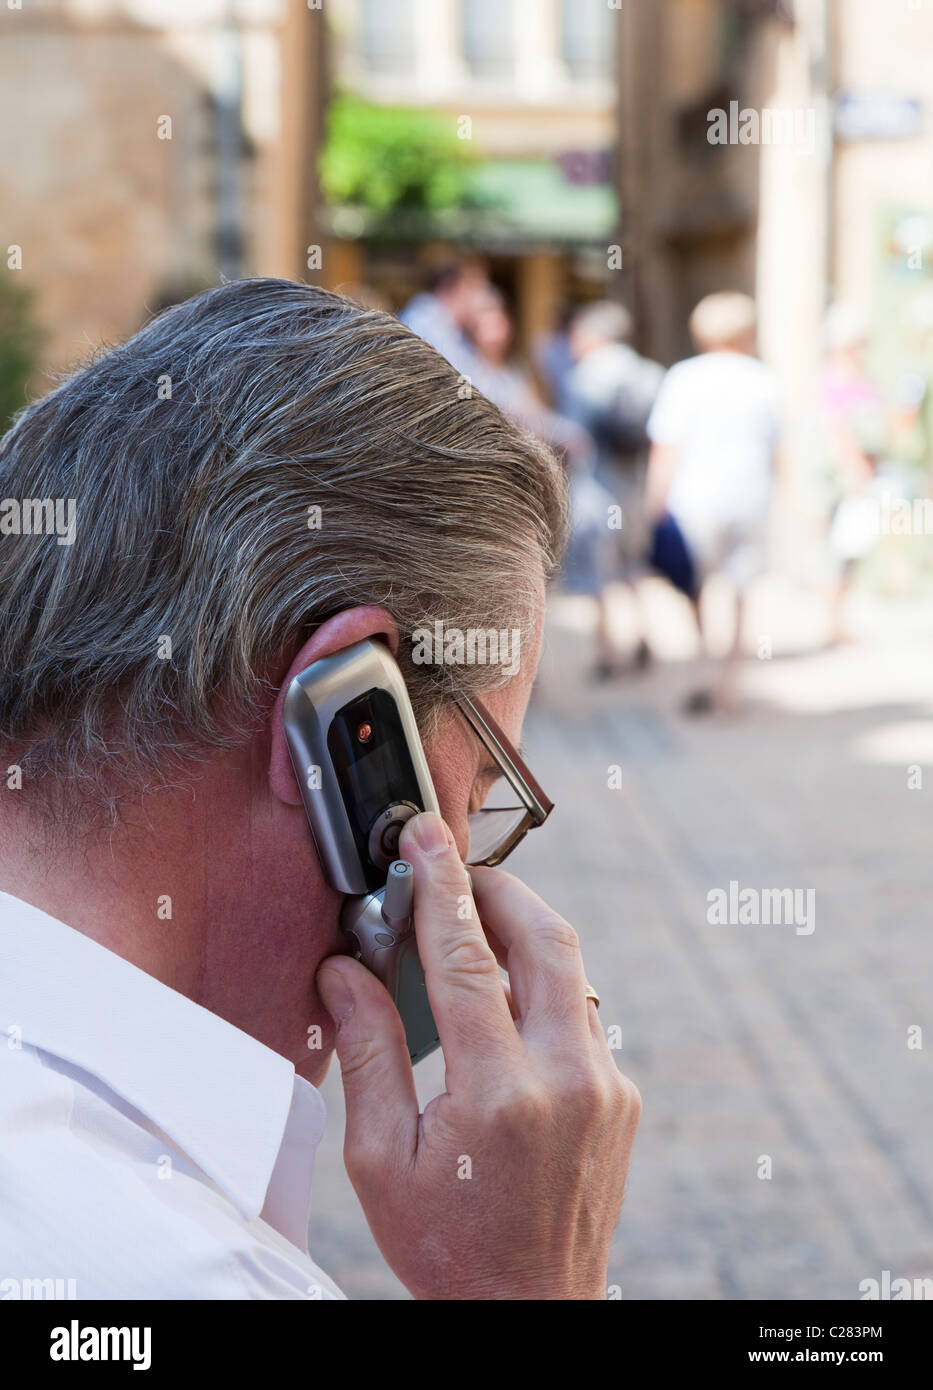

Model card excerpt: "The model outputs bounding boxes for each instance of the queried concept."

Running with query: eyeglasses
[454,696,553,867]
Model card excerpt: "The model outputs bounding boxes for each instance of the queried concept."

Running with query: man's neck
[0,805,207,995]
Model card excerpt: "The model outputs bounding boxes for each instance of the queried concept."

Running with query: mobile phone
[282,638,441,1064]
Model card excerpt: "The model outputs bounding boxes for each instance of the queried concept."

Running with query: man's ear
[268,606,399,806]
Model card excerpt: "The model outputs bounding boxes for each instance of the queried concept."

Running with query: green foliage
[0,276,41,433]
[319,94,473,216]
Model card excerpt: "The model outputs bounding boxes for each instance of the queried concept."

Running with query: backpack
[592,356,665,458]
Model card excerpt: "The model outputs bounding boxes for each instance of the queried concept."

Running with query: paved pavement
[309,575,933,1299]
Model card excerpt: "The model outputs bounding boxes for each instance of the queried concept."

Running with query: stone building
[617,0,933,444]
[0,0,322,382]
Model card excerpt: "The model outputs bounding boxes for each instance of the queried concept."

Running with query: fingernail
[412,811,453,856]
[317,962,355,1025]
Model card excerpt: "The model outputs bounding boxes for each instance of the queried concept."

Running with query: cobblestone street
[310,576,933,1299]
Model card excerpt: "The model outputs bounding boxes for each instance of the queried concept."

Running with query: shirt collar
[0,891,326,1229]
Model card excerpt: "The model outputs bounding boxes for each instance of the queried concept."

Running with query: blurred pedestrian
[818,303,887,644]
[533,302,577,414]
[646,292,780,714]
[563,301,665,678]
[399,261,489,382]
[468,286,588,457]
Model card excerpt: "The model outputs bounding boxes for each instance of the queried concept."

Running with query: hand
[645,443,675,521]
[316,812,641,1300]
[644,487,669,524]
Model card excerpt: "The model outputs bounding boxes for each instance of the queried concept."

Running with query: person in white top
[1,892,343,1300]
[646,292,781,714]
[563,300,665,678]
[0,279,640,1301]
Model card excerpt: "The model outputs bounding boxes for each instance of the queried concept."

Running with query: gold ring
[584,985,600,1010]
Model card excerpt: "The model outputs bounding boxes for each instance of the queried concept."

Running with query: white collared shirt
[0,892,345,1300]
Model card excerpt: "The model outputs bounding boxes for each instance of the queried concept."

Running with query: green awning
[466,158,617,244]
[325,157,617,248]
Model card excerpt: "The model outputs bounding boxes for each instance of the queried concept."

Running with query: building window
[361,0,415,76]
[462,0,515,81]
[561,0,614,82]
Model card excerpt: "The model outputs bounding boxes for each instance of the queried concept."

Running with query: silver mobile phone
[282,638,441,1064]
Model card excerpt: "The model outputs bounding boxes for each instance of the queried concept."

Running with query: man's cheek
[435,798,470,862]
[424,748,473,862]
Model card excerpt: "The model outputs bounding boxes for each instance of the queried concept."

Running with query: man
[400,264,589,459]
[646,291,780,714]
[562,301,665,678]
[399,261,489,383]
[0,280,640,1300]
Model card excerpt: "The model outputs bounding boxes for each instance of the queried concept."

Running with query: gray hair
[0,279,567,821]
[689,292,757,351]
[571,300,633,346]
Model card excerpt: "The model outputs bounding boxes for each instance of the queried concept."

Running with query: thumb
[316,955,419,1175]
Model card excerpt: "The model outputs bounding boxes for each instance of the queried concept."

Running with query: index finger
[398,812,519,1078]
[469,866,594,1047]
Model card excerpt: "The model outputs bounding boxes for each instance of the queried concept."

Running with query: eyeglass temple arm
[454,697,553,824]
